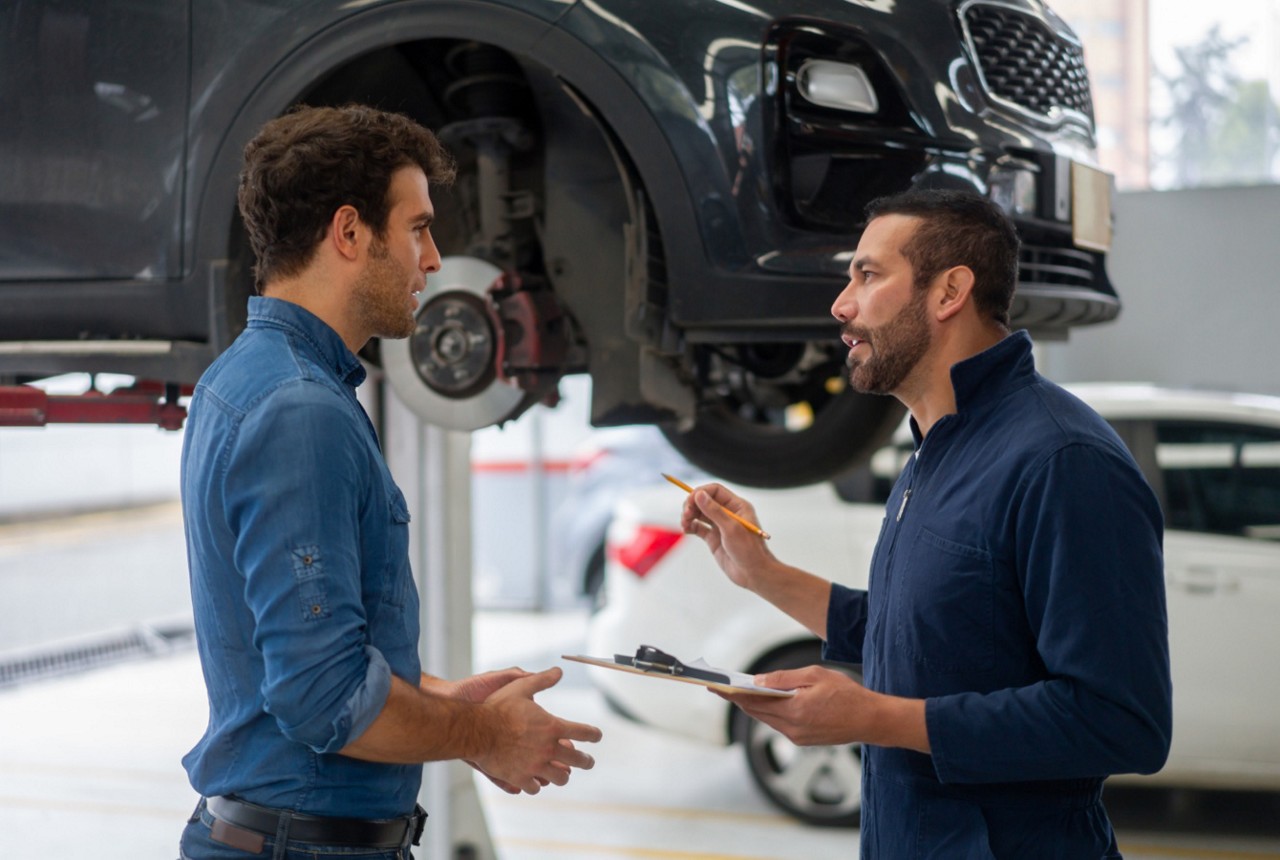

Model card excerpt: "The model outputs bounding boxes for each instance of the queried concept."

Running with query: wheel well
[225,38,675,424]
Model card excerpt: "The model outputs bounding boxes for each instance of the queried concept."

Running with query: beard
[352,238,418,340]
[844,290,931,395]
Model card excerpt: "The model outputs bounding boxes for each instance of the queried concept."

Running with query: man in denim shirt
[179,105,601,859]
[680,189,1171,857]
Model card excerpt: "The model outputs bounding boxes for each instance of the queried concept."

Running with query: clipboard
[564,645,795,697]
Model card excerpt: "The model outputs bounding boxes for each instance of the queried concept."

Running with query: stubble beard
[353,239,418,341]
[845,290,931,395]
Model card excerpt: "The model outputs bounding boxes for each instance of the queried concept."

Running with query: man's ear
[934,265,976,322]
[330,205,364,263]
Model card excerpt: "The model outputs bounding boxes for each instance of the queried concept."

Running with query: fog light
[796,59,878,113]
[989,166,1038,217]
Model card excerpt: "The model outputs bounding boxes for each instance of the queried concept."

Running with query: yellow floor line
[485,794,795,827]
[498,837,794,860]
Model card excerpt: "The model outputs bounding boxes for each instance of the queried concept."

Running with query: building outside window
[1053,0,1280,190]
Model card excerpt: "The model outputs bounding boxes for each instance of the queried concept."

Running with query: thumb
[504,666,563,698]
[754,668,802,690]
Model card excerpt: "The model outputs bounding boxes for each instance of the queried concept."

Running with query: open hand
[471,667,603,794]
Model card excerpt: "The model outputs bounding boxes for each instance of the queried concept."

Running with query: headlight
[795,59,878,113]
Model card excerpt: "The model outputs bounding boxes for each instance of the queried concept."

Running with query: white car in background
[548,425,705,605]
[586,383,1280,827]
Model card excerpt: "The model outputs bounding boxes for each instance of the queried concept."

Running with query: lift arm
[0,381,188,430]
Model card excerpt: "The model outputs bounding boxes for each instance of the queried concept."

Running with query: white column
[377,381,497,860]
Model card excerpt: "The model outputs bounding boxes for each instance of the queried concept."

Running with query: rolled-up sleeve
[224,381,393,753]
[927,442,1173,784]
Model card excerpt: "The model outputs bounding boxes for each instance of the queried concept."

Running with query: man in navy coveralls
[681,189,1172,858]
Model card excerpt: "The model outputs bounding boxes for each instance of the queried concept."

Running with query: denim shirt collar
[246,296,367,388]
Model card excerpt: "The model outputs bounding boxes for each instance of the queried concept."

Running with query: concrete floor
[0,609,852,859]
[2,609,1280,859]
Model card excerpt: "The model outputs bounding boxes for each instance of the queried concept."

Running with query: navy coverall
[825,331,1172,859]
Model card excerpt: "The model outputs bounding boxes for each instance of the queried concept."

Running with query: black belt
[206,795,426,850]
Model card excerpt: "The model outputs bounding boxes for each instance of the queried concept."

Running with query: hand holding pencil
[664,473,771,540]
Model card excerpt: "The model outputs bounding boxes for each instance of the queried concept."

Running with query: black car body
[0,0,1116,486]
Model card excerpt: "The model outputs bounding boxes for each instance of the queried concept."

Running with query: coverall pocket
[895,527,995,675]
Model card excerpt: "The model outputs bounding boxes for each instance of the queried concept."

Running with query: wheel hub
[409,290,496,399]
[381,256,529,430]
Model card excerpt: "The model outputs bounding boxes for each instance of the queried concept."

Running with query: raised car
[1,0,1114,486]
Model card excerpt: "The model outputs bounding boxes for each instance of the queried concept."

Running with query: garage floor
[1,609,1279,859]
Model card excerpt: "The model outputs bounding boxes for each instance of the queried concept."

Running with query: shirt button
[303,555,313,565]
[311,605,322,615]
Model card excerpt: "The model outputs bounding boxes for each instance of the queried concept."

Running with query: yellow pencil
[662,473,771,540]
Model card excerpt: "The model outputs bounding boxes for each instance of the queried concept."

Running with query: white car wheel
[734,643,863,827]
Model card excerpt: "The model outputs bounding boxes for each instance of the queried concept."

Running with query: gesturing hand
[679,483,774,591]
[470,667,603,795]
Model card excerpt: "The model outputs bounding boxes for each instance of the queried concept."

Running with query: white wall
[1040,185,1280,395]
[0,424,184,520]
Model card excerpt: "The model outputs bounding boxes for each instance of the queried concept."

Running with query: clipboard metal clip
[618,645,730,685]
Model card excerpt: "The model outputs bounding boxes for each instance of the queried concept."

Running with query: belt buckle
[410,805,428,847]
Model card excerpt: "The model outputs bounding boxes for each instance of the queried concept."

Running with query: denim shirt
[825,332,1171,857]
[180,297,422,819]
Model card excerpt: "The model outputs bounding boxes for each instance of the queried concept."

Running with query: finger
[693,490,746,537]
[679,498,713,534]
[686,516,715,537]
[490,775,521,794]
[557,718,603,744]
[553,742,596,771]
[696,482,749,514]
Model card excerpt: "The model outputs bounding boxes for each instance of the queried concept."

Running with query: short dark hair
[864,188,1020,327]
[238,104,456,289]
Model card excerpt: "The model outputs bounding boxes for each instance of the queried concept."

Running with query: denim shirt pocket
[895,526,995,675]
[382,487,412,608]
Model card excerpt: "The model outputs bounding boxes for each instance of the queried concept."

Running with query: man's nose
[421,231,442,274]
[831,281,856,323]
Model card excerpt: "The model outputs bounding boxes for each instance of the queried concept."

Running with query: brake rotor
[381,256,531,430]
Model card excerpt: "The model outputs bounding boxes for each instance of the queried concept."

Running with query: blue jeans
[179,800,414,860]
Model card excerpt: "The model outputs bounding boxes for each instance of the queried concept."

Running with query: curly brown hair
[237,104,456,290]
[864,188,1020,328]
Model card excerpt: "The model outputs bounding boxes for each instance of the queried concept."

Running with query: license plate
[1071,161,1113,252]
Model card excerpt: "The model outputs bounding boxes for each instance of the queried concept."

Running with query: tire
[664,382,904,489]
[732,642,863,828]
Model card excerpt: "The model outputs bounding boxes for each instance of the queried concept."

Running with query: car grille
[1012,244,1118,328]
[1019,243,1097,289]
[961,2,1094,124]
